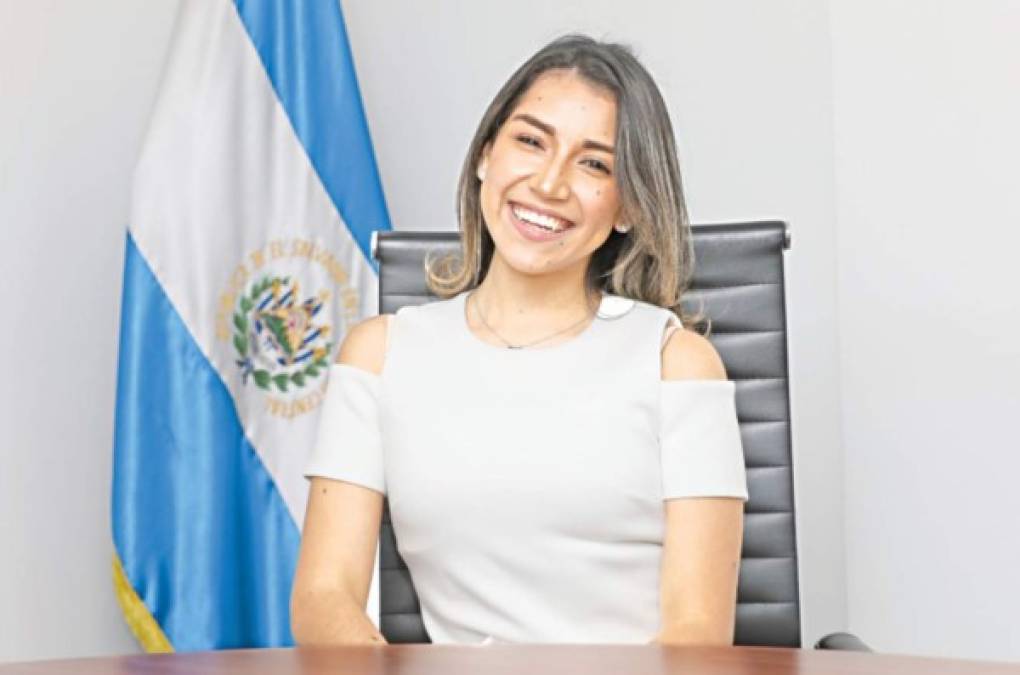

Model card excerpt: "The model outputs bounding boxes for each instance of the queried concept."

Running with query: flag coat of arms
[111,0,390,651]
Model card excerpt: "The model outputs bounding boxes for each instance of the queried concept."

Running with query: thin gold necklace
[468,290,600,349]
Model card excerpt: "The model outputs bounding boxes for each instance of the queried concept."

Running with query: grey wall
[0,0,180,662]
[830,0,1020,661]
[5,0,1016,665]
[1,0,846,661]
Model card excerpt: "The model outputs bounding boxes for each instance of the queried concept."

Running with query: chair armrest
[814,631,872,651]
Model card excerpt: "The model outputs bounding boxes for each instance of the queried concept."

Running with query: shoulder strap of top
[661,313,682,350]
[384,313,394,356]
[592,297,682,382]
[382,294,464,370]
[615,295,681,352]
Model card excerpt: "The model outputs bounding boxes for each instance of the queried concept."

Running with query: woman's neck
[470,254,601,338]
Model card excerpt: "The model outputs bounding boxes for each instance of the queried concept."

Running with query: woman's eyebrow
[510,113,616,154]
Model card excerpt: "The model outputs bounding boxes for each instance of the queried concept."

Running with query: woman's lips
[506,202,575,242]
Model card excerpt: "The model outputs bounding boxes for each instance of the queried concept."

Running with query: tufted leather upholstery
[373,221,801,646]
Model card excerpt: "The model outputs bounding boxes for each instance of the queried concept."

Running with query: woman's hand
[291,587,388,645]
[649,615,740,646]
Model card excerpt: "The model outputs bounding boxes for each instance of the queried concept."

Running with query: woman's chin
[493,248,572,278]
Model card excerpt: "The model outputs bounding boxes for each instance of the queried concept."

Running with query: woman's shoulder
[390,292,466,338]
[660,326,727,381]
[604,293,681,325]
[334,314,392,376]
[332,294,463,374]
[607,294,725,381]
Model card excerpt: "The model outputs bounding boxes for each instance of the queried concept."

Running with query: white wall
[31,0,1020,664]
[0,0,180,662]
[830,0,1020,661]
[1,0,846,662]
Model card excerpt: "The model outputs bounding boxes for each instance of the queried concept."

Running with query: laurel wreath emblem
[232,274,332,393]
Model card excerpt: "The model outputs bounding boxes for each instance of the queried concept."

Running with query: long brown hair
[425,34,702,328]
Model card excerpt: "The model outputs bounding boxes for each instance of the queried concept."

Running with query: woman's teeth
[512,204,570,232]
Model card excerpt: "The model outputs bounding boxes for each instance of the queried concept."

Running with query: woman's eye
[583,159,612,175]
[516,134,542,148]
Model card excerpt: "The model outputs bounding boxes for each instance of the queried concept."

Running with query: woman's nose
[529,156,570,201]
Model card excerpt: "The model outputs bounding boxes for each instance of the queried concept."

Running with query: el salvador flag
[111,0,389,651]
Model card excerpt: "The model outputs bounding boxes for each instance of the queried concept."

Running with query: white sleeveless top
[305,290,748,644]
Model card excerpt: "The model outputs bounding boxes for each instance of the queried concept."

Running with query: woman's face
[477,69,621,280]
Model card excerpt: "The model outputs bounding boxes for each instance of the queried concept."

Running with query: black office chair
[371,221,866,650]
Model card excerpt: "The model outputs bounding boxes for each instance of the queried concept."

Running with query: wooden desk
[2,645,1018,674]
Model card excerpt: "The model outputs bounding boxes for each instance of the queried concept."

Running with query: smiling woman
[292,34,748,647]
[479,73,619,260]
[428,34,695,331]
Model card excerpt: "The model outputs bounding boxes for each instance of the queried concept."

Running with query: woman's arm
[291,477,387,645]
[651,327,744,646]
[290,316,392,646]
[652,497,744,645]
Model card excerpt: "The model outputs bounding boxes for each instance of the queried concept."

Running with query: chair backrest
[373,221,801,646]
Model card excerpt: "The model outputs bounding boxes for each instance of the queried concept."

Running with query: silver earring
[614,223,631,234]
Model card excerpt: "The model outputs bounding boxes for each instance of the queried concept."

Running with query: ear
[476,143,491,182]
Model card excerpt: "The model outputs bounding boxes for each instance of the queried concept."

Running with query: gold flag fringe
[112,551,174,653]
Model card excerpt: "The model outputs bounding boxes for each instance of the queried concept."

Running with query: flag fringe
[111,551,174,653]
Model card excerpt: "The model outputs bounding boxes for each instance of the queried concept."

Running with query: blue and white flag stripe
[113,0,389,650]
[113,234,300,649]
[236,0,387,265]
